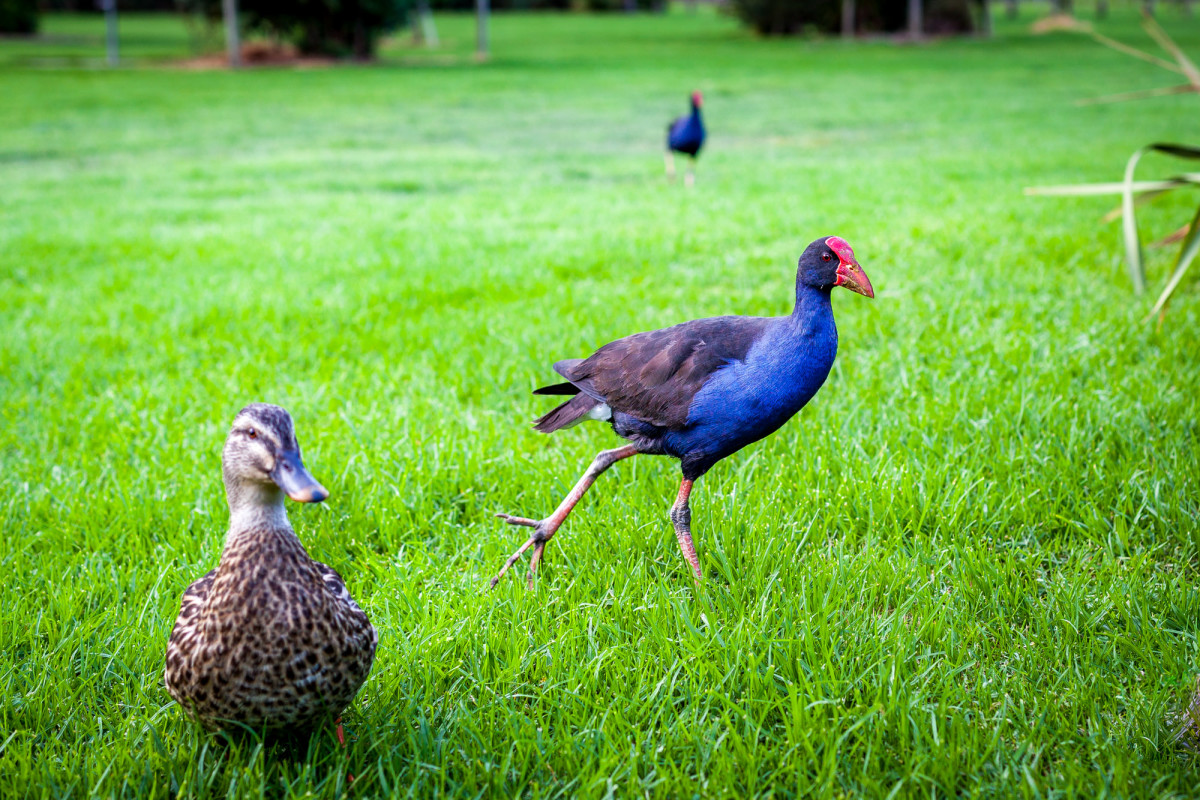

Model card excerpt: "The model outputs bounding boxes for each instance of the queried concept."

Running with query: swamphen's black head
[798,236,874,298]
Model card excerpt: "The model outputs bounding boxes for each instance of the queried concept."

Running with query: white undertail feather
[564,402,612,429]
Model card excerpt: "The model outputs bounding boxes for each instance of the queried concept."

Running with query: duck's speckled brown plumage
[163,404,376,732]
[1174,676,1200,751]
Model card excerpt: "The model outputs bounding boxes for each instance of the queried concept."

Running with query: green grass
[2,5,1200,798]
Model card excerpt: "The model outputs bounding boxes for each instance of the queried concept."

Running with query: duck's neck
[223,482,297,550]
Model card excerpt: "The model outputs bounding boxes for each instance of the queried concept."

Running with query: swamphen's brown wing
[554,316,772,430]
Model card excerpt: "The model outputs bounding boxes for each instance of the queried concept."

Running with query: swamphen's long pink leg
[492,444,639,589]
[670,478,703,581]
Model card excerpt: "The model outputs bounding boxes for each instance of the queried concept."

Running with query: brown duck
[164,404,376,733]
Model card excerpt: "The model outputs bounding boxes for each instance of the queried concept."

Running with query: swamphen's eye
[821,252,832,262]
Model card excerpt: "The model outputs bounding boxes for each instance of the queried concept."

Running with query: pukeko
[666,91,705,187]
[491,236,874,588]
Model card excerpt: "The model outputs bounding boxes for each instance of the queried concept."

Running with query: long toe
[526,541,548,590]
[496,513,538,528]
[490,533,540,588]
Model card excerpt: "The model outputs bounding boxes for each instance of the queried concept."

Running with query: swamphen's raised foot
[490,514,552,590]
[491,445,638,588]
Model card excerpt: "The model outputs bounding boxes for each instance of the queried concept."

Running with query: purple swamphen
[491,237,875,588]
[666,91,705,186]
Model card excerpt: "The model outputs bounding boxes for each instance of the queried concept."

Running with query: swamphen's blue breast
[663,293,839,479]
[668,92,706,158]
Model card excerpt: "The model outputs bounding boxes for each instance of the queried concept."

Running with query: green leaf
[1123,147,1151,294]
[1149,143,1200,161]
[1141,16,1200,89]
[1024,179,1187,197]
[1148,200,1200,319]
[1102,187,1180,223]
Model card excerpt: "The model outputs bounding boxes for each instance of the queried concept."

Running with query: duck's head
[222,403,328,508]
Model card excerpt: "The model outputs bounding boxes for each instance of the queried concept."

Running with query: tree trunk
[907,0,922,37]
[221,0,239,68]
[1005,0,1017,20]
[842,0,855,37]
[1096,0,1107,18]
[476,0,489,58]
[102,0,119,65]
[353,20,369,59]
[978,0,991,35]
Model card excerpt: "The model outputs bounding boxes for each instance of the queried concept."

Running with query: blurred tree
[412,0,438,45]
[425,0,655,9]
[40,0,175,8]
[183,0,408,58]
[908,0,921,35]
[477,0,487,56]
[223,0,240,67]
[0,0,37,33]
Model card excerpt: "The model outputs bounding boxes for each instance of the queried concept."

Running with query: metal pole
[842,0,855,38]
[1005,0,1017,20]
[476,0,489,58]
[979,0,991,35]
[223,0,240,68]
[907,0,922,37]
[102,0,118,66]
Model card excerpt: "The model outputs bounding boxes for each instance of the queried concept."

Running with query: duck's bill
[271,451,329,503]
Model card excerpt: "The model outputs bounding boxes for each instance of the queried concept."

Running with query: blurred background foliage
[177,0,410,57]
[729,0,980,36]
[15,0,989,46]
[0,0,38,33]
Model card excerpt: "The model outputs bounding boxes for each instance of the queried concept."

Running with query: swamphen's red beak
[826,236,874,299]
[836,259,874,299]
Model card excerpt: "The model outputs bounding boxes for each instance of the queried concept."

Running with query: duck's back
[164,527,376,731]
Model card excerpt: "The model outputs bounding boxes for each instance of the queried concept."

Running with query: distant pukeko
[666,91,705,187]
[491,237,875,588]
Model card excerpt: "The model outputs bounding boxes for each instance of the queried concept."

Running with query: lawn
[2,4,1199,798]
